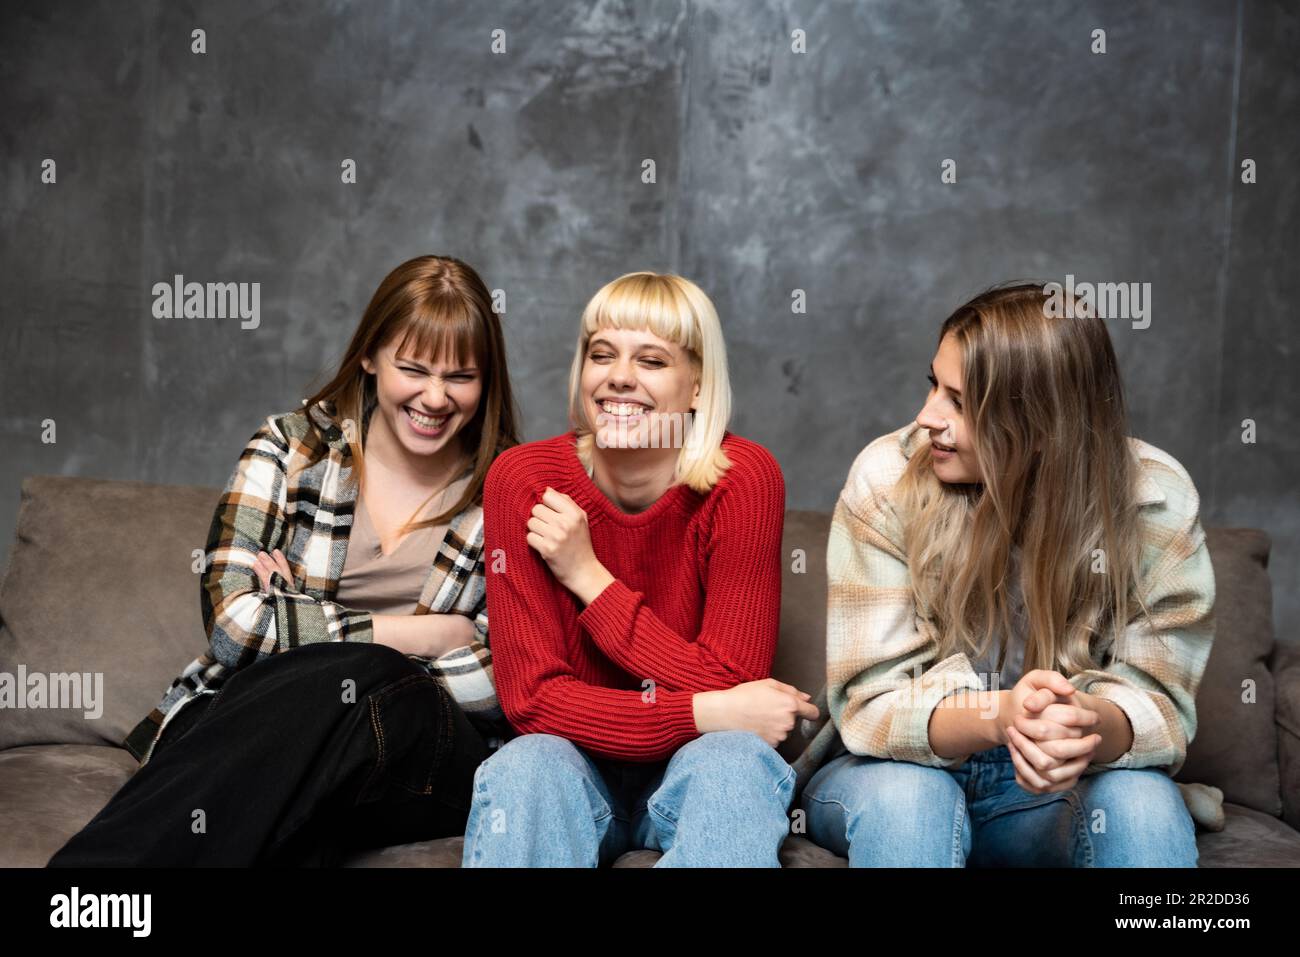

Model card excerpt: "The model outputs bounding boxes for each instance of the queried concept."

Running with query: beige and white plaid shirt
[793,422,1215,787]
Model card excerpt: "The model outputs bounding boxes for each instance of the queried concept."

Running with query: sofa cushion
[1177,528,1281,816]
[1195,802,1300,867]
[771,510,833,764]
[0,475,221,750]
[340,833,848,867]
[341,834,466,867]
[608,835,847,867]
[0,743,139,867]
[1271,641,1300,831]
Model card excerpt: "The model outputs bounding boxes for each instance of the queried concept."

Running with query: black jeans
[48,641,490,867]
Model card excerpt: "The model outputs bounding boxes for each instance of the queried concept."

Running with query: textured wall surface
[2,1,1296,637]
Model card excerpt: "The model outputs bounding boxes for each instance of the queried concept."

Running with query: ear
[690,380,700,412]
[360,354,375,375]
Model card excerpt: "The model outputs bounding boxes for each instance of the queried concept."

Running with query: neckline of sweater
[555,430,699,528]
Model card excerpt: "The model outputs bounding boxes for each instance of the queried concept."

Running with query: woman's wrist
[928,689,1010,758]
[371,613,475,659]
[370,614,410,654]
[990,690,1013,746]
[567,560,616,606]
[1075,690,1134,763]
[693,689,724,734]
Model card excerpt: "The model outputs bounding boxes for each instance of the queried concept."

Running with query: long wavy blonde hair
[895,282,1151,675]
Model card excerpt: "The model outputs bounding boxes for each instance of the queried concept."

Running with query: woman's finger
[529,503,558,525]
[1038,734,1103,762]
[272,549,293,582]
[796,698,821,720]
[1006,726,1064,773]
[1038,704,1101,729]
[766,679,806,698]
[252,554,272,590]
[1007,736,1053,791]
[1014,714,1085,741]
[542,487,579,513]
[1006,737,1033,791]
[1040,753,1092,786]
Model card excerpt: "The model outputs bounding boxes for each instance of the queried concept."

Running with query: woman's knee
[278,640,427,695]
[801,754,967,865]
[807,754,963,819]
[473,734,601,801]
[671,731,792,788]
[1081,769,1198,867]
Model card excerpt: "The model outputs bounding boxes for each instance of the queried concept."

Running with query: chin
[593,421,653,450]
[933,461,973,485]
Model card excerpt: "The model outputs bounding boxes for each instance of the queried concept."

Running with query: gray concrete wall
[2,0,1296,640]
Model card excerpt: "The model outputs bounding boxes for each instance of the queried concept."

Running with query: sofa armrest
[1271,642,1300,831]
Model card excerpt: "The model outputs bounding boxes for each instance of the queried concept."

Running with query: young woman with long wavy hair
[797,282,1214,867]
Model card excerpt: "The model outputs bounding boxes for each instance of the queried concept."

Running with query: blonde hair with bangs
[567,272,732,494]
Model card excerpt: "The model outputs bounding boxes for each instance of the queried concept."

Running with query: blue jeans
[800,745,1198,867]
[461,731,796,866]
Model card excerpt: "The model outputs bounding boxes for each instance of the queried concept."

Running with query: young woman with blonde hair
[50,255,521,866]
[797,282,1214,867]
[462,271,818,867]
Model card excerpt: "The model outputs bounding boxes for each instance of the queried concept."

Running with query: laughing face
[916,332,981,484]
[360,340,481,462]
[581,326,699,450]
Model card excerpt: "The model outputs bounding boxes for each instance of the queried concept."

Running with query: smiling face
[580,326,700,450]
[360,339,482,463]
[916,332,982,484]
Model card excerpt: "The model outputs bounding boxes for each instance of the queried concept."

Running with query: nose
[915,395,946,433]
[607,355,637,390]
[422,379,452,411]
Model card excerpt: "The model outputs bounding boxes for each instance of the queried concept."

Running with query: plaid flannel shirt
[792,422,1215,789]
[123,399,508,765]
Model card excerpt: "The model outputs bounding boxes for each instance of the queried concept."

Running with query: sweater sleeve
[201,415,374,670]
[575,443,785,692]
[483,452,700,762]
[1071,462,1215,777]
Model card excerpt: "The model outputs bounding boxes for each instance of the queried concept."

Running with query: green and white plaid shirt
[124,399,508,764]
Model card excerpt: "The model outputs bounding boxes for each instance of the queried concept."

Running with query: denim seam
[950,787,967,867]
[773,764,796,799]
[1069,791,1096,867]
[646,796,677,827]
[371,673,445,796]
[468,766,490,864]
[363,695,387,800]
[800,792,850,857]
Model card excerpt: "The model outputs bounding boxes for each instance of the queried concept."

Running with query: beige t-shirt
[336,473,473,615]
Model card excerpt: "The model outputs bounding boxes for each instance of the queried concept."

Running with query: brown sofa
[1,475,1297,867]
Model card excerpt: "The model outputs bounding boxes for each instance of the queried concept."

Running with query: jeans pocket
[364,673,451,799]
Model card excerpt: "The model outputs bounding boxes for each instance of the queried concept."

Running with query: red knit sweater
[482,430,786,762]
